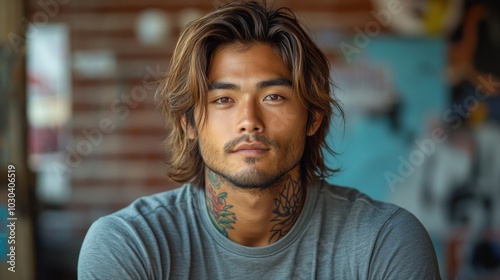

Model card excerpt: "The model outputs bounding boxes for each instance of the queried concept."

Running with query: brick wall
[26,0,375,277]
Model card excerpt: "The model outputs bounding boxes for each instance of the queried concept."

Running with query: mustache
[223,134,278,153]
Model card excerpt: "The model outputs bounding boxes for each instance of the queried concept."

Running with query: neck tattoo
[205,170,304,244]
[206,170,236,237]
[269,174,303,243]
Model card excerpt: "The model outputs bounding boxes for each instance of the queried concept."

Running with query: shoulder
[314,181,441,278]
[315,181,433,245]
[315,181,403,224]
[113,184,200,221]
[87,184,202,244]
[78,184,202,279]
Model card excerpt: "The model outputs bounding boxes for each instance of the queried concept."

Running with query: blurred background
[1,0,499,279]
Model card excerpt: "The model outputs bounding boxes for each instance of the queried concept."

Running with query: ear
[181,115,197,140]
[306,112,323,136]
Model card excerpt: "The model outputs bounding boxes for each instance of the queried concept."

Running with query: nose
[237,99,264,134]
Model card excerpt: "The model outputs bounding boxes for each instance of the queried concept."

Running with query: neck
[204,167,306,247]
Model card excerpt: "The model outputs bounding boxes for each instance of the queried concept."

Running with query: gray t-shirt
[78,181,441,279]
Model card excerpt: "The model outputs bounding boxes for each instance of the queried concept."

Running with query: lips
[232,142,270,153]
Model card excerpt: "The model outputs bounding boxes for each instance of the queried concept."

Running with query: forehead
[208,43,291,82]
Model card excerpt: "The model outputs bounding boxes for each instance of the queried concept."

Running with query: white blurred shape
[72,50,116,78]
[136,9,171,45]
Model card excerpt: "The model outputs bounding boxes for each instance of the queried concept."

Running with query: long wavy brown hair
[156,1,343,187]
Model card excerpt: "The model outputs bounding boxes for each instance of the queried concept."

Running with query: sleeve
[367,208,442,280]
[77,216,153,280]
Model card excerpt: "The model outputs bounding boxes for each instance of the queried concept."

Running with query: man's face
[192,43,317,189]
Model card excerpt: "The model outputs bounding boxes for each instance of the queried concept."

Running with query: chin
[222,167,287,190]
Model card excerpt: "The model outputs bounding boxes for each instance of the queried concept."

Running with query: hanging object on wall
[27,24,71,204]
[371,0,464,36]
[135,9,172,46]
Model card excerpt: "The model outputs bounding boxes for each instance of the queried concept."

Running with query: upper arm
[77,216,152,280]
[367,209,441,279]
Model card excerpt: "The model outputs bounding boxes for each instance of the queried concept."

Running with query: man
[78,1,441,279]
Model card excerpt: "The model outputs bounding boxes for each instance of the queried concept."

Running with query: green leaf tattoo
[269,175,302,243]
[207,169,222,189]
[206,172,236,237]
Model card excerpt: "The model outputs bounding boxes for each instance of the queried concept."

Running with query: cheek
[205,111,233,133]
[196,121,228,156]
[197,134,220,164]
[198,109,225,133]
[271,122,307,158]
[267,107,308,137]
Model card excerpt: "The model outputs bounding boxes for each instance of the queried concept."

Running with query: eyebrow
[257,77,292,88]
[208,77,292,91]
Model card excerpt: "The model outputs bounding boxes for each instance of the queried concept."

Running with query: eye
[263,94,284,102]
[213,97,234,104]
